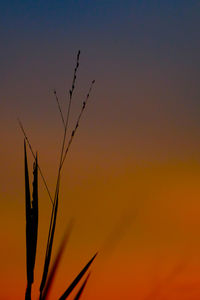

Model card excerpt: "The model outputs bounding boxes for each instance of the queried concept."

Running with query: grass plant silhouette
[20,51,97,300]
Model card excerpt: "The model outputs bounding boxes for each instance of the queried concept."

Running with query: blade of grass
[24,140,32,300]
[73,272,91,300]
[41,221,73,300]
[59,253,97,300]
[39,184,59,299]
[24,142,39,300]
[31,152,38,280]
[19,119,53,204]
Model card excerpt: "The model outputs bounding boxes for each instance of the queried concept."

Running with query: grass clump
[20,51,97,300]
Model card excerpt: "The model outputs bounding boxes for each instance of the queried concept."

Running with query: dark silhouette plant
[20,51,97,300]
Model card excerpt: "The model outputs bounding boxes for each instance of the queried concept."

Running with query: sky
[1,1,200,299]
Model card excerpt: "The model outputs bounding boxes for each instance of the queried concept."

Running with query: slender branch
[53,89,65,127]
[51,50,81,203]
[61,80,95,169]
[18,119,53,204]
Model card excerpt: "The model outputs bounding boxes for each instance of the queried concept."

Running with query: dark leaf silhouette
[24,141,38,300]
[41,221,73,300]
[19,119,53,204]
[59,253,97,300]
[73,272,91,300]
[39,185,59,299]
[20,52,96,300]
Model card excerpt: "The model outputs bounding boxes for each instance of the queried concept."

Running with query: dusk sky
[1,1,200,299]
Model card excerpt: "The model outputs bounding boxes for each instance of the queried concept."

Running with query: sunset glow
[1,1,200,299]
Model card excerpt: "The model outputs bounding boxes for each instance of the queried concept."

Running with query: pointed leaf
[24,142,39,300]
[59,253,97,300]
[31,153,38,279]
[73,272,91,300]
[41,221,73,300]
[39,186,59,298]
[24,141,32,282]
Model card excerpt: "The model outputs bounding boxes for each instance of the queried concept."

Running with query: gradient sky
[1,1,200,299]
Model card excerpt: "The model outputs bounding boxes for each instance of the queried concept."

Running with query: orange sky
[1,1,200,299]
[1,140,200,299]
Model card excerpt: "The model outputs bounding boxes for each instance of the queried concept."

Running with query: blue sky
[1,0,200,160]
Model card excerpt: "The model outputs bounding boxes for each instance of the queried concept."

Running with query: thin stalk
[53,89,65,127]
[39,50,81,299]
[61,80,95,169]
[18,119,53,204]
